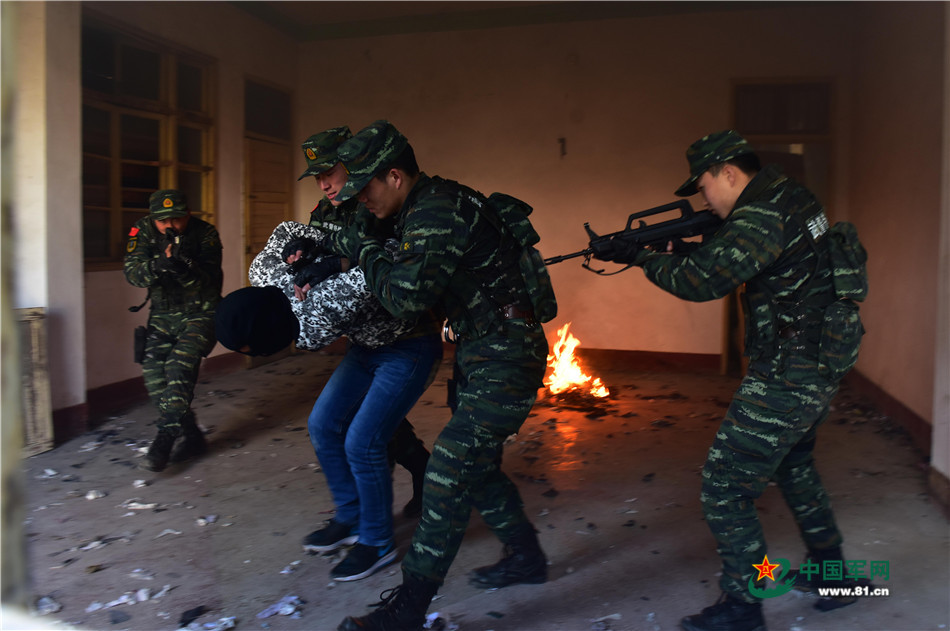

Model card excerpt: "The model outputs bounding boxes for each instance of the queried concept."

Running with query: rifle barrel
[543,249,591,265]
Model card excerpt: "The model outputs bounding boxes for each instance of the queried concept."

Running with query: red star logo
[753,555,781,581]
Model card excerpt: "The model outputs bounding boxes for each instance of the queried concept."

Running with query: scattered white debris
[280,560,302,574]
[35,596,62,615]
[86,584,173,613]
[37,469,59,479]
[79,441,104,452]
[593,613,622,622]
[80,539,107,551]
[182,616,238,631]
[120,498,158,510]
[196,515,218,526]
[129,568,155,580]
[133,479,149,488]
[155,529,183,539]
[256,594,303,618]
[85,490,107,500]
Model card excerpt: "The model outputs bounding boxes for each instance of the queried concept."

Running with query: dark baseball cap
[297,127,352,181]
[149,190,189,220]
[675,130,754,197]
[336,120,408,201]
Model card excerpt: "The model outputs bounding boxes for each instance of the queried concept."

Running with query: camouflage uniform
[353,173,549,583]
[124,206,222,437]
[635,132,864,605]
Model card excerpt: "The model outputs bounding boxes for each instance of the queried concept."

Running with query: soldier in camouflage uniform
[592,130,867,631]
[284,128,443,583]
[294,129,433,524]
[124,190,222,472]
[330,121,552,631]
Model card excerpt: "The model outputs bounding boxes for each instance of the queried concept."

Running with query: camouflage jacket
[358,174,531,339]
[123,216,223,314]
[248,221,417,350]
[640,165,836,360]
[308,197,357,233]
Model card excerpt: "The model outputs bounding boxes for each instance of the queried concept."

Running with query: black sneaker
[331,543,398,582]
[681,593,766,631]
[302,520,358,553]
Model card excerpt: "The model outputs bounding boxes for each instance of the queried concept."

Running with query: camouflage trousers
[402,321,548,584]
[702,354,844,602]
[142,310,216,434]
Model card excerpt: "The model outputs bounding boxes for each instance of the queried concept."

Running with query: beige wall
[848,3,945,424]
[294,5,857,355]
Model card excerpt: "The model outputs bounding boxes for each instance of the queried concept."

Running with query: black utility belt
[500,304,536,324]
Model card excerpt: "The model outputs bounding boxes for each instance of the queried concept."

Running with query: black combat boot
[140,428,179,472]
[337,570,439,631]
[793,546,871,611]
[169,411,208,464]
[389,420,430,519]
[468,522,548,588]
[680,593,766,631]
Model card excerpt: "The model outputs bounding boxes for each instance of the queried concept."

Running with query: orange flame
[545,323,609,398]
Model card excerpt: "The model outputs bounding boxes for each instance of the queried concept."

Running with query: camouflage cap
[297,127,352,181]
[149,189,189,219]
[675,130,754,197]
[336,120,408,201]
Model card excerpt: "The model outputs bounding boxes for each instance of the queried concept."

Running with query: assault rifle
[543,200,723,275]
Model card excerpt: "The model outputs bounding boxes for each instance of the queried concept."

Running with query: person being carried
[219,127,442,584]
[591,130,868,631]
[124,189,222,472]
[329,120,555,631]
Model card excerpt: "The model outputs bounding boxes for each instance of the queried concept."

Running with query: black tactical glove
[153,254,190,275]
[280,237,321,264]
[292,256,344,289]
[589,236,650,265]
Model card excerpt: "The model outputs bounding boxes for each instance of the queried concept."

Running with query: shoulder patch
[399,240,425,254]
[128,226,139,237]
[126,237,137,253]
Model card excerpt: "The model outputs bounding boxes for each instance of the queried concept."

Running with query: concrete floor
[14,350,950,631]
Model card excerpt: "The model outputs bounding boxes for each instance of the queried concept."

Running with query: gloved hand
[153,254,190,275]
[280,237,319,264]
[292,256,343,289]
[589,236,653,265]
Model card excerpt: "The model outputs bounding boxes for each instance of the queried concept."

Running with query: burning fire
[545,323,609,398]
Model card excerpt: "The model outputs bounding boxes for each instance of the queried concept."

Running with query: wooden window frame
[82,12,216,271]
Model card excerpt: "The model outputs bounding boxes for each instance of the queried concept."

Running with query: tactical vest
[425,178,553,339]
[143,218,222,313]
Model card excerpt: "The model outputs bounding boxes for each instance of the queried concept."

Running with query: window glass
[81,27,115,93]
[177,62,204,112]
[120,115,160,162]
[177,170,203,215]
[118,44,160,101]
[178,126,203,165]
[82,106,111,155]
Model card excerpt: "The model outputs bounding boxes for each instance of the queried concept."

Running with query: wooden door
[244,137,293,279]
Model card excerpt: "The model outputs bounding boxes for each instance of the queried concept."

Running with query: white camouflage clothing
[248,221,415,350]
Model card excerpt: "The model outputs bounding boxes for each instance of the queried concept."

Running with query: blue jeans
[308,334,442,547]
